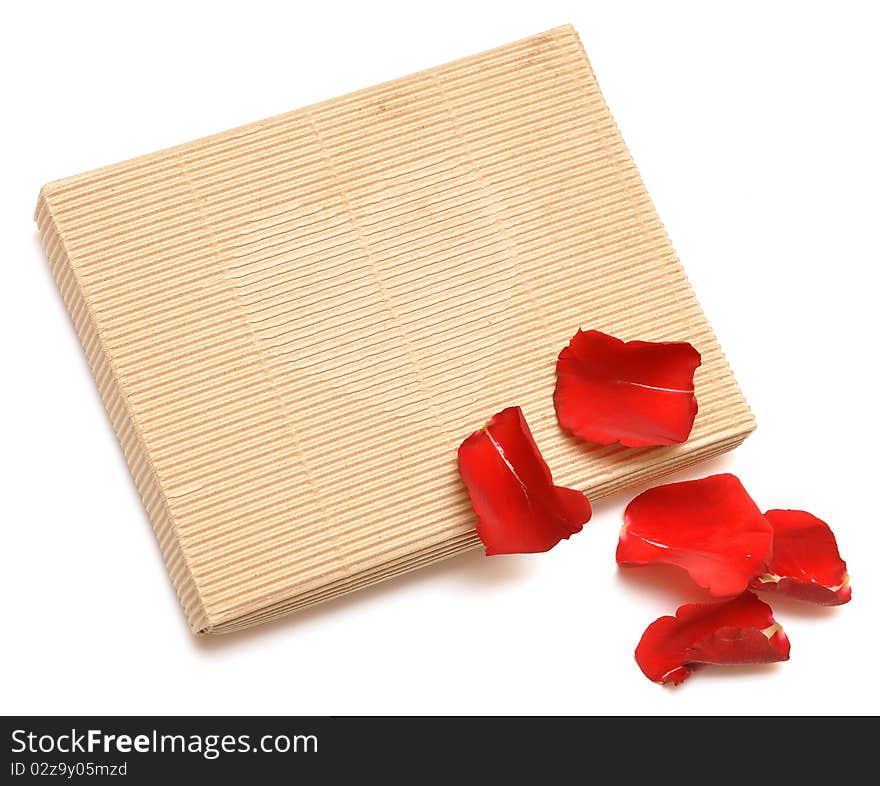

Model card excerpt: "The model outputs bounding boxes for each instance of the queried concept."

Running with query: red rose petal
[617,474,773,597]
[458,406,591,555]
[635,592,790,685]
[554,329,701,447]
[751,509,851,605]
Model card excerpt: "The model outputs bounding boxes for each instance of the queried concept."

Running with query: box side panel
[35,191,211,633]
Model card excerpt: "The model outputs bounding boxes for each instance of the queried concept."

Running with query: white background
[2,1,878,715]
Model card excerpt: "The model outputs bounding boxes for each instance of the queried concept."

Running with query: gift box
[35,25,753,634]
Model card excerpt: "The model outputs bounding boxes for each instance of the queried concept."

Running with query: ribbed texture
[35,25,754,634]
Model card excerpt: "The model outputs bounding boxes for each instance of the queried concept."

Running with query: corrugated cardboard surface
[35,25,754,634]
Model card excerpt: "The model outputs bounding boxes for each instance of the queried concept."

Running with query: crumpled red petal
[554,329,701,447]
[617,474,774,597]
[458,406,591,555]
[751,509,851,605]
[635,591,790,685]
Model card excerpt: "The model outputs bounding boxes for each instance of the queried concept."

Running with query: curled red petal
[751,509,851,606]
[554,329,701,447]
[635,591,790,685]
[617,474,774,597]
[458,406,591,555]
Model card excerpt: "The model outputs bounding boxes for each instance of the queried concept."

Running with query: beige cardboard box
[35,25,754,634]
